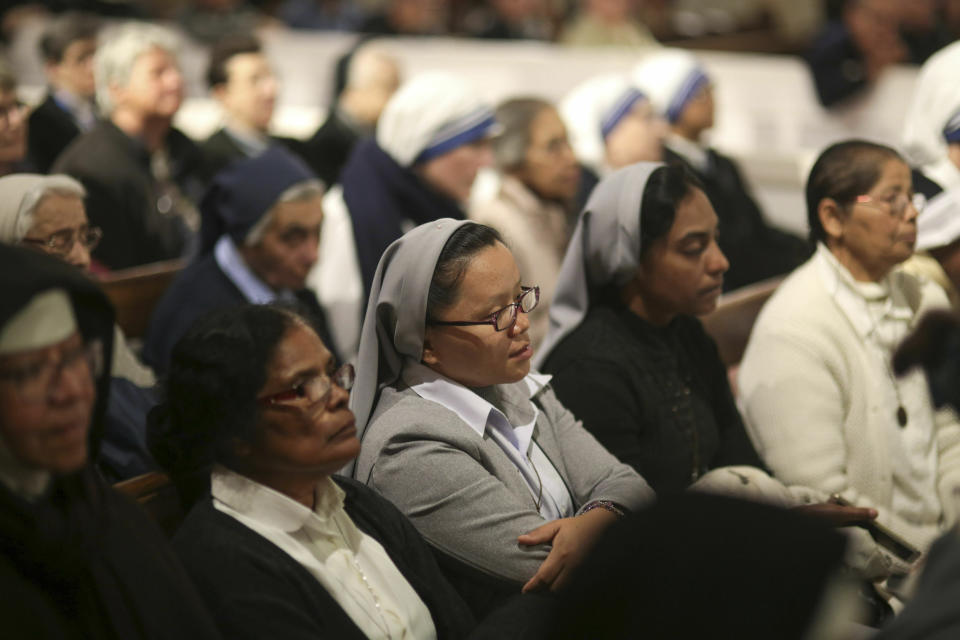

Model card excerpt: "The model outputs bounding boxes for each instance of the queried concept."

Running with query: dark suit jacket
[27,94,83,174]
[198,127,304,184]
[52,120,205,270]
[142,252,340,373]
[297,110,362,187]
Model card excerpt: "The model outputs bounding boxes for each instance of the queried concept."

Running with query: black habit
[0,244,219,640]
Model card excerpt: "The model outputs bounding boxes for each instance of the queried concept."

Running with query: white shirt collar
[211,465,346,534]
[815,243,914,340]
[223,122,270,157]
[400,359,552,447]
[666,133,710,173]
[214,235,285,304]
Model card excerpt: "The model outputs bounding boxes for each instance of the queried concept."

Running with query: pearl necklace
[328,517,395,639]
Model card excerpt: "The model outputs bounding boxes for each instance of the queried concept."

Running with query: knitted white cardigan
[739,249,960,551]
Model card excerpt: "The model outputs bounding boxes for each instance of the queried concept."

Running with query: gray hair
[11,175,86,242]
[244,179,325,245]
[492,97,554,171]
[94,22,179,115]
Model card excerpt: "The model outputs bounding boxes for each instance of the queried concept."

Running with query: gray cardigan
[354,377,654,584]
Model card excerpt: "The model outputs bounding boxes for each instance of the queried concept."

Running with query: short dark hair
[639,163,705,252]
[148,304,305,507]
[206,33,263,89]
[426,223,505,321]
[38,12,100,63]
[805,139,901,243]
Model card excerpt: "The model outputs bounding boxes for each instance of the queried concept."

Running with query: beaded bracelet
[580,500,626,519]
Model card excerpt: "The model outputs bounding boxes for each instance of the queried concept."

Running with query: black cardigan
[542,305,763,495]
[173,475,546,639]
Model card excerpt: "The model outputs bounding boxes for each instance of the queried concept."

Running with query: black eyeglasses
[21,226,103,257]
[430,286,540,332]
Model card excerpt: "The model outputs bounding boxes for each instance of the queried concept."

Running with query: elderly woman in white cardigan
[739,140,960,563]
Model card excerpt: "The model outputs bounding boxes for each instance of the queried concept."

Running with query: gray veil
[346,218,473,474]
[533,162,663,368]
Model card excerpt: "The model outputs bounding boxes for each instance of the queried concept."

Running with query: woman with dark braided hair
[149,303,546,640]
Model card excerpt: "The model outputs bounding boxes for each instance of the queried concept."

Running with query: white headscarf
[347,218,474,474]
[902,41,960,168]
[0,174,48,244]
[558,73,648,175]
[534,162,663,368]
[0,174,86,245]
[376,71,497,167]
[917,187,960,251]
[632,49,710,123]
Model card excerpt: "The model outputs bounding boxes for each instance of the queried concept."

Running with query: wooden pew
[99,258,186,339]
[114,471,184,537]
[701,276,783,367]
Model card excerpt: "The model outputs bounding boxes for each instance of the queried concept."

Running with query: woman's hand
[517,508,619,593]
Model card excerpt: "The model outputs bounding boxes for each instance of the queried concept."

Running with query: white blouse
[211,467,437,640]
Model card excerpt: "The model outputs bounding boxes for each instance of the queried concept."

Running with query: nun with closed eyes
[350,218,653,616]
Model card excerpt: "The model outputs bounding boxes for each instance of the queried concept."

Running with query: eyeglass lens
[0,341,101,403]
[494,288,539,331]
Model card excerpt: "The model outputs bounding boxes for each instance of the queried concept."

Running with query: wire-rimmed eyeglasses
[854,192,926,218]
[21,226,103,258]
[429,286,540,332]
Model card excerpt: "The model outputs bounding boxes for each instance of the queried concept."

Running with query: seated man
[199,33,295,182]
[0,173,158,480]
[0,244,219,638]
[298,42,400,187]
[28,12,100,174]
[53,22,204,270]
[144,146,339,372]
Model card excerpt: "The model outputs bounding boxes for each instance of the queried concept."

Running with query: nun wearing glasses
[306,71,498,361]
[351,219,653,616]
[739,139,960,560]
[0,173,158,481]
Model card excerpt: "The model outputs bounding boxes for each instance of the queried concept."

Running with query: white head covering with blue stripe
[943,107,960,144]
[559,73,648,175]
[376,71,497,167]
[902,41,960,166]
[632,49,710,124]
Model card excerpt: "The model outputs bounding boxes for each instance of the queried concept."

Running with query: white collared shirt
[212,467,437,640]
[665,133,710,173]
[214,235,297,305]
[401,360,575,521]
[815,244,941,527]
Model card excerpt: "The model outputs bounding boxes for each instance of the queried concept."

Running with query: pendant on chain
[897,406,908,428]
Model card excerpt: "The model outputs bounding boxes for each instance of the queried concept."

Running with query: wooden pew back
[99,259,186,339]
[114,471,184,537]
[701,276,782,367]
